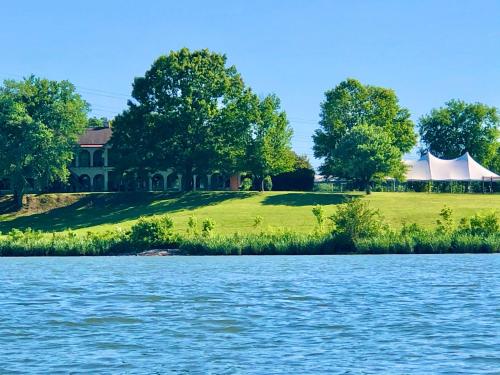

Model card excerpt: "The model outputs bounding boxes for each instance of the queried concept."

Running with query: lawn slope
[0,192,499,235]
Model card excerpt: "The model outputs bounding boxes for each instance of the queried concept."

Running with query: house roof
[77,127,112,146]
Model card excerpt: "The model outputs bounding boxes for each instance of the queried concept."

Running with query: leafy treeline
[0,76,88,208]
[313,78,500,193]
[0,49,498,211]
[0,200,498,256]
[110,48,294,191]
[313,78,416,193]
[418,100,499,171]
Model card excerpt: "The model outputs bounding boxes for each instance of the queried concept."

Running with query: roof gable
[77,127,112,146]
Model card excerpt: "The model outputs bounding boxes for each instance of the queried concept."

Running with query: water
[0,255,499,374]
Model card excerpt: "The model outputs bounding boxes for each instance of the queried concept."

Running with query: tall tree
[418,99,499,167]
[332,124,404,193]
[246,95,294,191]
[0,76,88,208]
[111,48,254,190]
[313,78,416,178]
[88,116,110,128]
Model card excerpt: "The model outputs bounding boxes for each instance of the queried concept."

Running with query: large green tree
[313,78,416,179]
[111,48,256,190]
[332,124,404,193]
[246,95,294,191]
[0,76,88,208]
[418,100,499,168]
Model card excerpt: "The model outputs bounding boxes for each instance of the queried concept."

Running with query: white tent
[405,152,499,181]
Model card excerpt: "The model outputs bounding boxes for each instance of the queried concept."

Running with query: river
[0,255,499,374]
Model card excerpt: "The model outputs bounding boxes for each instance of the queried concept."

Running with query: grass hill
[0,191,499,235]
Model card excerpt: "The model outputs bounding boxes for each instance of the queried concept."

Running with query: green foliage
[0,76,89,208]
[312,205,326,230]
[88,116,109,128]
[330,199,385,242]
[240,177,252,191]
[313,78,416,181]
[129,215,174,246]
[436,205,454,235]
[400,221,426,239]
[0,205,498,256]
[272,168,315,191]
[332,124,406,193]
[110,48,254,190]
[187,214,199,236]
[418,100,499,167]
[0,228,130,256]
[246,95,294,190]
[202,218,216,238]
[263,176,273,191]
[458,211,499,237]
[272,152,315,191]
[253,215,263,229]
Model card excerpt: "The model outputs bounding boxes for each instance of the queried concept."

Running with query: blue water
[0,255,499,374]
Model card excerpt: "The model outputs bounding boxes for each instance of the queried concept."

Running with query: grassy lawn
[0,191,499,235]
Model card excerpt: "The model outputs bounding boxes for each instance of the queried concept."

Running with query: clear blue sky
[1,0,499,168]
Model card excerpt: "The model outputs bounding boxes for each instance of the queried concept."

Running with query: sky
[1,0,499,168]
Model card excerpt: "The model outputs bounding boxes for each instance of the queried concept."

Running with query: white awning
[405,152,499,181]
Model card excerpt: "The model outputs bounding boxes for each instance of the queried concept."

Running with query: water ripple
[0,254,499,374]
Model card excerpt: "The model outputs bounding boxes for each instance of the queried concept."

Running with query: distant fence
[314,179,500,193]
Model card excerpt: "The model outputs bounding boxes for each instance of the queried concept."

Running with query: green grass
[0,191,499,235]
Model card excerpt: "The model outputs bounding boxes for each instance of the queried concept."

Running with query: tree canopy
[333,124,404,193]
[246,94,294,190]
[418,99,499,169]
[0,76,88,208]
[313,78,416,188]
[111,48,293,191]
[111,48,260,190]
[88,116,110,128]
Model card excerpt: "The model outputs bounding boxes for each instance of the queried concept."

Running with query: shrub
[458,211,499,237]
[202,218,216,238]
[253,215,263,229]
[312,205,326,231]
[187,214,198,236]
[330,199,386,242]
[400,221,426,239]
[240,178,253,191]
[436,205,454,234]
[263,176,273,191]
[129,215,174,246]
[272,168,315,191]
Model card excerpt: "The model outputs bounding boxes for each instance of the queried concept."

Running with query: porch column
[193,175,197,191]
[104,147,109,167]
[147,174,152,191]
[90,149,95,167]
[104,171,109,192]
[177,174,183,191]
[207,174,212,190]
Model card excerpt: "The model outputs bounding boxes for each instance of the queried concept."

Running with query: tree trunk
[365,181,372,195]
[260,178,264,192]
[182,166,194,192]
[11,176,26,210]
[13,188,24,210]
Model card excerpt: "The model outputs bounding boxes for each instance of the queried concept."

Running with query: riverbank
[0,192,498,256]
[1,230,498,256]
